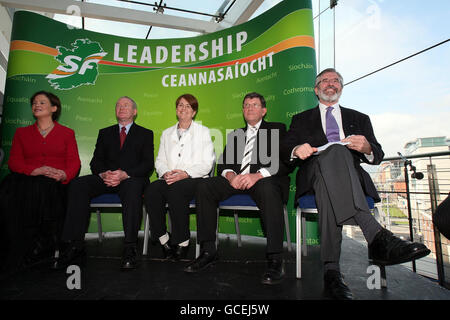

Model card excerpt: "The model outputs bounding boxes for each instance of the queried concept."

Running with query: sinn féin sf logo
[46,39,107,90]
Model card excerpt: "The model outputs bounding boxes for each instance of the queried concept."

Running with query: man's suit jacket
[217,120,292,200]
[90,123,154,178]
[281,105,384,202]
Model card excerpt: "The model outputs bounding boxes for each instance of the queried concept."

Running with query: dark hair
[242,92,266,109]
[315,68,344,87]
[30,91,61,121]
[176,94,199,113]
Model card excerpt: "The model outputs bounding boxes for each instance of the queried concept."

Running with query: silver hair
[117,96,137,109]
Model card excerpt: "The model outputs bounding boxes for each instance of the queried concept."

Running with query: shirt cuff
[365,152,374,163]
[290,145,301,160]
[221,169,236,178]
[257,168,271,178]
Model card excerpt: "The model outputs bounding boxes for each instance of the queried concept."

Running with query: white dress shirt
[119,122,133,134]
[318,102,345,140]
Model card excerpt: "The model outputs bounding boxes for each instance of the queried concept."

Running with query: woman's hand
[163,169,189,185]
[31,166,67,182]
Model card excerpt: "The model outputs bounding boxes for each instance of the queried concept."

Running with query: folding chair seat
[296,194,378,281]
[90,193,124,242]
[218,194,293,251]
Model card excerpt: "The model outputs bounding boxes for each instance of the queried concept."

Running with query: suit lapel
[311,106,327,144]
[113,124,122,151]
[340,106,354,137]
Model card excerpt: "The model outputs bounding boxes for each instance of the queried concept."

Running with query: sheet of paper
[313,141,350,155]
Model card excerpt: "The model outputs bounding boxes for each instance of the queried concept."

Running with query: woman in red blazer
[0,91,81,273]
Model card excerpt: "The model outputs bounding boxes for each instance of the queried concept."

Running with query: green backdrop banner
[1,0,319,243]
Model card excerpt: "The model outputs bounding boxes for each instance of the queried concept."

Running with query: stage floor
[1,231,449,302]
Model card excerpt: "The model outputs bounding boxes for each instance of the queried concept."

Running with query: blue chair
[90,193,148,252]
[91,193,198,257]
[143,163,216,258]
[296,194,375,279]
[218,194,293,252]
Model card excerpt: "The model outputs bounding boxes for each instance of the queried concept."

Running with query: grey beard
[318,90,341,103]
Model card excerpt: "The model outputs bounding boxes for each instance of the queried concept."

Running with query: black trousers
[196,175,288,255]
[144,178,200,245]
[61,175,148,245]
[306,144,374,262]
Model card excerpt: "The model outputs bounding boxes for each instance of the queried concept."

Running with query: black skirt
[0,172,68,273]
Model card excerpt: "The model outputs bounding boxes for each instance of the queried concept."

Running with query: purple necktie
[326,107,340,142]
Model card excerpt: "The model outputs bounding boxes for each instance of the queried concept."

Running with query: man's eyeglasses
[320,78,341,85]
[243,103,262,109]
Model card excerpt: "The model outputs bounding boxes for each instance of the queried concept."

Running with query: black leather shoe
[261,259,285,285]
[368,228,431,265]
[323,270,354,300]
[184,251,217,273]
[51,245,86,270]
[172,245,189,261]
[121,246,137,270]
[161,242,175,260]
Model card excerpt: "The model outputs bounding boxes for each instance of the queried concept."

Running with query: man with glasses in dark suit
[281,68,430,299]
[184,92,292,285]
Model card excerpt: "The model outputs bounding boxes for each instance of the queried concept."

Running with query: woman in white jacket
[144,94,215,260]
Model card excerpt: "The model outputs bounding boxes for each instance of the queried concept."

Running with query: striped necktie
[239,126,258,174]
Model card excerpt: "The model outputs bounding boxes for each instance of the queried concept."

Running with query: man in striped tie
[184,92,292,285]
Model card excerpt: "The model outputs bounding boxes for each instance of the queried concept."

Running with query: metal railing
[366,151,450,289]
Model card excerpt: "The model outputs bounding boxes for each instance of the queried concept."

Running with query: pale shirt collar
[318,102,374,161]
[119,122,133,134]
[246,119,262,132]
[318,102,345,140]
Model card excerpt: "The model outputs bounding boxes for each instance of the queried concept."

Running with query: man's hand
[100,170,129,187]
[163,169,189,185]
[226,171,263,190]
[294,143,318,160]
[342,135,372,155]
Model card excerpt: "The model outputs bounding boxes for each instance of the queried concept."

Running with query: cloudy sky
[55,0,450,157]
[333,0,450,157]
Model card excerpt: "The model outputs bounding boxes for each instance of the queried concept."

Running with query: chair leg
[195,242,200,258]
[296,207,302,279]
[302,216,307,256]
[96,209,103,242]
[234,211,242,247]
[143,210,150,255]
[215,209,221,248]
[283,205,292,252]
[380,264,387,288]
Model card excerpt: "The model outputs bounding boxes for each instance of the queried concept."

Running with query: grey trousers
[310,144,375,262]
